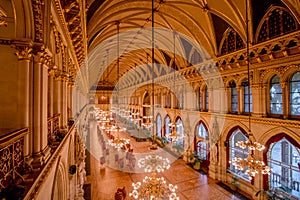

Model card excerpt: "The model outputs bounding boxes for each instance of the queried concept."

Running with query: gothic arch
[52,157,68,200]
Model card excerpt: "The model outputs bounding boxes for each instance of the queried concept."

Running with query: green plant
[230,175,239,191]
[193,157,201,170]
[187,154,195,163]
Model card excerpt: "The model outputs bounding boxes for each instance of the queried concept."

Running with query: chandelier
[107,21,130,151]
[141,53,153,130]
[142,115,153,130]
[167,31,182,142]
[230,0,271,180]
[129,0,178,197]
[230,154,271,180]
[130,155,178,199]
[129,174,179,200]
[137,154,170,173]
[108,135,130,151]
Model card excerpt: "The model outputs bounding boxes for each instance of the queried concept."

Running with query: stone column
[53,70,61,120]
[260,83,268,117]
[14,44,32,158]
[237,86,242,114]
[60,73,68,129]
[31,47,51,167]
[48,69,55,117]
[251,84,261,117]
[67,82,74,120]
[281,81,288,119]
[208,87,213,112]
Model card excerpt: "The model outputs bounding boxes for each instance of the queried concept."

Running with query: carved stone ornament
[32,0,45,42]
[0,6,8,27]
[14,45,33,60]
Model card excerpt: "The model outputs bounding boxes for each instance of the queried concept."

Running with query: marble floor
[84,128,249,200]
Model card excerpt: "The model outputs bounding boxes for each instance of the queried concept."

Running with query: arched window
[228,129,249,180]
[290,72,300,116]
[164,115,171,137]
[229,81,238,113]
[175,118,184,147]
[242,79,252,113]
[270,75,282,115]
[156,114,162,138]
[195,123,209,161]
[268,139,300,197]
[257,7,298,43]
[204,86,209,111]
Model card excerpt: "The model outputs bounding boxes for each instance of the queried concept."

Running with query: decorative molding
[32,0,45,42]
[13,44,33,60]
[0,6,8,27]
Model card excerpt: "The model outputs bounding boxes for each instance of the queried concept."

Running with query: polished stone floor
[84,127,248,200]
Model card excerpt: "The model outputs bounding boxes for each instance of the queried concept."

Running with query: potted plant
[230,175,239,191]
[193,157,201,170]
[187,154,195,164]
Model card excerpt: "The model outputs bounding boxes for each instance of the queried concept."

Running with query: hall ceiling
[84,0,300,90]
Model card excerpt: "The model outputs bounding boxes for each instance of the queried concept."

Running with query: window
[229,81,238,112]
[257,7,298,43]
[175,118,184,147]
[165,115,171,137]
[228,129,250,180]
[268,139,300,197]
[197,123,208,139]
[242,79,252,113]
[197,141,208,160]
[205,86,209,111]
[195,123,209,161]
[290,72,300,116]
[270,75,282,115]
[156,114,162,138]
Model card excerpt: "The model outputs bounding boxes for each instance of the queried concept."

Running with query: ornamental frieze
[32,0,45,43]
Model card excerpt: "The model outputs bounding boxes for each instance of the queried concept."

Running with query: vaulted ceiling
[84,0,300,90]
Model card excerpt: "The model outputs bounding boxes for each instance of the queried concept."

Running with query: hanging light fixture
[167,31,183,142]
[141,53,153,130]
[131,63,141,122]
[137,154,170,173]
[230,0,271,180]
[130,153,178,199]
[130,1,179,198]
[108,21,130,151]
[129,174,179,200]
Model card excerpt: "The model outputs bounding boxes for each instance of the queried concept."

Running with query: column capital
[13,43,33,60]
[32,44,53,65]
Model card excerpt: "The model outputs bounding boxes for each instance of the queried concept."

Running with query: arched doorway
[194,121,210,168]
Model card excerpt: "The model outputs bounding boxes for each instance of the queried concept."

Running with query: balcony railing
[47,114,61,149]
[0,128,28,196]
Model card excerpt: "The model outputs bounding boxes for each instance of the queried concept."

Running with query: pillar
[48,69,54,117]
[60,73,68,129]
[14,44,32,158]
[31,48,51,167]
